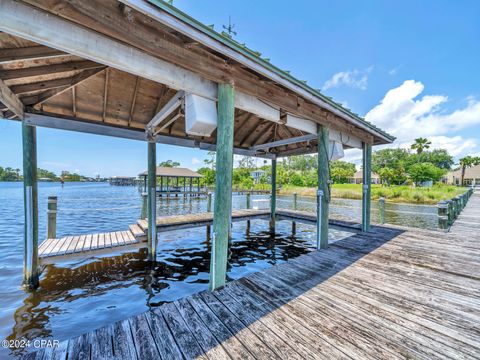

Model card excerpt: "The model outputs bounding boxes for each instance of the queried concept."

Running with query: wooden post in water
[317,125,330,249]
[210,82,234,290]
[378,197,385,224]
[292,192,297,235]
[246,192,251,235]
[362,142,372,232]
[206,192,212,239]
[22,123,39,288]
[437,200,449,231]
[147,141,157,261]
[47,196,57,239]
[141,192,148,219]
[269,158,277,234]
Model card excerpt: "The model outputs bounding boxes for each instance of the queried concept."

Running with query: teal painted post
[362,143,372,232]
[210,83,234,290]
[206,192,212,239]
[446,199,453,226]
[317,125,330,249]
[147,141,157,261]
[269,158,277,234]
[47,196,57,239]
[22,123,39,288]
[141,192,147,219]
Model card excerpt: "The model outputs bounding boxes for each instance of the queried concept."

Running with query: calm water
[0,182,437,359]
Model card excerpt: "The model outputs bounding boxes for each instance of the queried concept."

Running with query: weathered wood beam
[0,60,104,80]
[128,77,140,127]
[120,0,390,143]
[71,87,76,117]
[21,67,105,108]
[317,125,330,249]
[102,68,109,122]
[1,0,357,137]
[0,45,65,63]
[362,143,372,232]
[22,113,275,159]
[0,78,24,118]
[147,140,157,261]
[250,134,317,152]
[210,82,234,290]
[22,122,39,288]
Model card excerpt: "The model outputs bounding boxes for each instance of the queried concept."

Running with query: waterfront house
[445,164,480,186]
[349,170,381,184]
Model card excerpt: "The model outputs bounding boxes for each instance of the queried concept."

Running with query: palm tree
[411,137,432,154]
[459,156,480,185]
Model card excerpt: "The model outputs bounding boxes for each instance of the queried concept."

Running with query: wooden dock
[39,208,334,265]
[27,203,480,359]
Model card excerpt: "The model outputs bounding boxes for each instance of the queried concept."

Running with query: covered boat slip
[0,0,394,289]
[138,166,205,197]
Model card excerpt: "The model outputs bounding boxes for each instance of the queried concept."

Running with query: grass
[278,183,468,204]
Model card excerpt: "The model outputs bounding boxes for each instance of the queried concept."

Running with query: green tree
[197,167,215,186]
[158,160,180,167]
[203,151,216,170]
[407,162,445,185]
[0,167,21,181]
[330,161,356,183]
[37,168,58,180]
[459,156,480,185]
[372,148,409,185]
[411,137,432,154]
[408,149,454,170]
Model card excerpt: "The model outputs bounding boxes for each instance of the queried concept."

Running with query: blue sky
[1,0,479,176]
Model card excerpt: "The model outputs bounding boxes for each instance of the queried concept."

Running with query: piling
[47,196,57,239]
[269,159,277,234]
[437,200,449,231]
[378,197,385,224]
[147,141,157,261]
[292,193,297,235]
[141,192,148,219]
[317,125,330,249]
[246,192,251,235]
[446,199,453,226]
[206,192,212,239]
[22,123,39,288]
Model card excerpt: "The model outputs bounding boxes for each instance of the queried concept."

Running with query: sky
[1,0,479,177]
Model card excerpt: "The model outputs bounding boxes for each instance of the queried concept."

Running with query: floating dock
[27,192,480,359]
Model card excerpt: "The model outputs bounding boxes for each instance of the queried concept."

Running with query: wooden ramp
[26,220,480,359]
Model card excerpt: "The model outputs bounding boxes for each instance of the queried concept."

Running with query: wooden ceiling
[0,32,313,155]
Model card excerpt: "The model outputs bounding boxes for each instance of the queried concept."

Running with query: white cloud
[191,157,201,165]
[323,67,372,91]
[364,80,480,160]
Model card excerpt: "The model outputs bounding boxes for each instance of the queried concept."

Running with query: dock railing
[436,188,474,231]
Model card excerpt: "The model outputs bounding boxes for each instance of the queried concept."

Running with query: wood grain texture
[25,192,480,360]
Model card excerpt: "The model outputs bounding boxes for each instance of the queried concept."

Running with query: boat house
[139,166,203,196]
[0,0,394,291]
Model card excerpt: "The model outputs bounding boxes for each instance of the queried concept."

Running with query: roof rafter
[0,78,24,119]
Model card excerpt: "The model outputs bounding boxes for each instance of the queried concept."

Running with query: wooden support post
[47,196,57,239]
[362,142,372,232]
[141,192,147,219]
[292,192,297,235]
[446,199,453,226]
[270,158,277,234]
[437,200,449,231]
[147,141,157,261]
[143,176,147,193]
[206,192,212,239]
[22,123,39,288]
[210,83,234,290]
[317,125,330,249]
[378,197,385,224]
[246,192,251,234]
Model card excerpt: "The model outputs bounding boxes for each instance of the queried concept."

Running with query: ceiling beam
[0,0,282,125]
[20,113,275,159]
[0,78,24,119]
[250,134,317,152]
[0,45,65,64]
[21,67,106,108]
[0,60,104,81]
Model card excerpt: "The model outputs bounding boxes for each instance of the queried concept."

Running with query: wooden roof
[139,167,202,178]
[0,0,395,158]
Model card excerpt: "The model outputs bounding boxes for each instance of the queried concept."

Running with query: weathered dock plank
[27,198,480,359]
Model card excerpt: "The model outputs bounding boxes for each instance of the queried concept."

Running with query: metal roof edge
[143,0,395,143]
